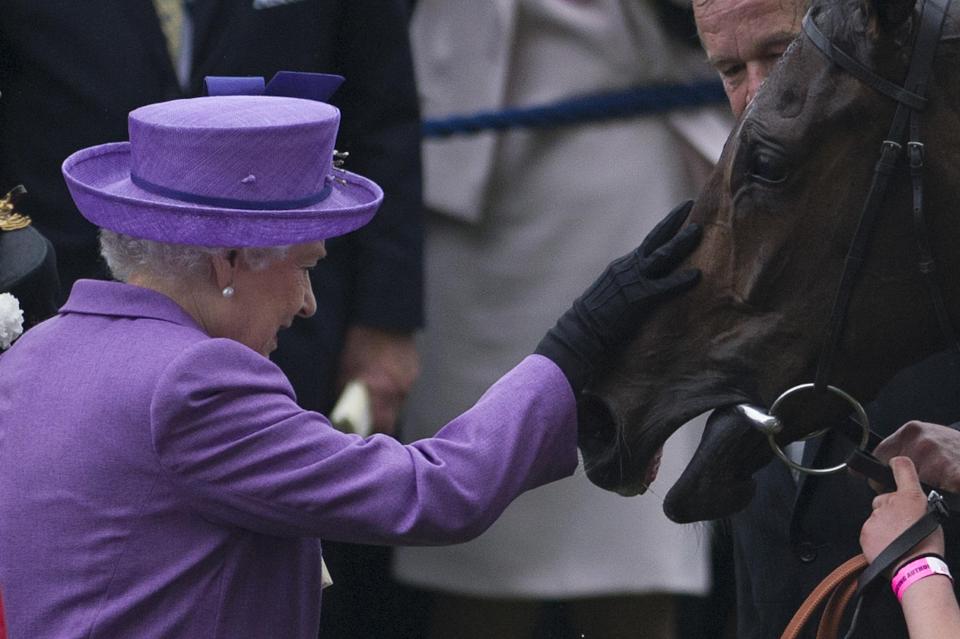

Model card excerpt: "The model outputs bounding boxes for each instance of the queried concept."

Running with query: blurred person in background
[395,1,730,636]
[0,187,60,332]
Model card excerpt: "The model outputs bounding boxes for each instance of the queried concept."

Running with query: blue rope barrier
[421,79,727,139]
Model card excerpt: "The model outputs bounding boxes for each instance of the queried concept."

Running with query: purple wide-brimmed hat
[61,72,383,247]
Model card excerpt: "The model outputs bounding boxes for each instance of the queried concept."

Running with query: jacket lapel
[788,435,824,537]
[129,0,182,86]
[796,435,825,489]
[189,0,232,70]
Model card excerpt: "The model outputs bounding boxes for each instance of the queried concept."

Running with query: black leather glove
[536,200,701,392]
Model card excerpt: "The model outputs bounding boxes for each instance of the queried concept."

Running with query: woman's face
[218,241,324,356]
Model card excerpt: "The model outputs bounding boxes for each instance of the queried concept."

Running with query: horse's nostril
[576,392,619,457]
[578,392,636,493]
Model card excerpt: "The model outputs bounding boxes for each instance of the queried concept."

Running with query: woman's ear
[210,249,240,290]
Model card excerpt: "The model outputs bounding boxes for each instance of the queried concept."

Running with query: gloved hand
[536,200,701,392]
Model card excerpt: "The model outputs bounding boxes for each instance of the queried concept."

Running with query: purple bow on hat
[61,71,383,248]
[203,71,345,102]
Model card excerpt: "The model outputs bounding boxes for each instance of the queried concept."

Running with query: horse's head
[579,0,960,522]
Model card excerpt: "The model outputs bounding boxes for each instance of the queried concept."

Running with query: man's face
[695,0,804,118]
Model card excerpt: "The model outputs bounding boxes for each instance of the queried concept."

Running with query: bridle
[727,2,960,629]
[808,0,957,402]
[738,1,960,628]
[740,0,958,478]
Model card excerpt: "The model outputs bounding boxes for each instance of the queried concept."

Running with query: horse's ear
[863,0,916,35]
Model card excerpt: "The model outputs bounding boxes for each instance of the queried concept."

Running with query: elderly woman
[0,73,700,639]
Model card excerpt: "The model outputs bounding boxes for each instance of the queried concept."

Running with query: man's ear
[210,249,240,290]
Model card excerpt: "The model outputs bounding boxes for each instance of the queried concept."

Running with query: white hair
[99,230,289,283]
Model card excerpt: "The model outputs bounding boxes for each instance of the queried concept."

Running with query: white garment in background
[394,0,730,598]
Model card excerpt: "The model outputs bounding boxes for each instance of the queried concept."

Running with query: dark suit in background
[0,2,424,636]
[731,349,960,639]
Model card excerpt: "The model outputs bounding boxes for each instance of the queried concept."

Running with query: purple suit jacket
[0,281,577,638]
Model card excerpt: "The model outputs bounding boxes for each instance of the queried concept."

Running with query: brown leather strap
[817,566,862,637]
[781,554,869,639]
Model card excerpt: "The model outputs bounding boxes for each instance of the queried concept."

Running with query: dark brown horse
[578,0,960,522]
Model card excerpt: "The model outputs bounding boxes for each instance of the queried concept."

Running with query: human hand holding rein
[860,456,960,639]
[860,456,943,567]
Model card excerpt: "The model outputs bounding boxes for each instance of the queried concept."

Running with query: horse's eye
[749,148,788,185]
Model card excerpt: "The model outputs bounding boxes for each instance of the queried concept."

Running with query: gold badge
[0,185,31,232]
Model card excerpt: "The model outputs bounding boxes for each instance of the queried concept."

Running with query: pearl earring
[222,286,235,298]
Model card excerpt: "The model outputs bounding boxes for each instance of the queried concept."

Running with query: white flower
[329,380,373,437]
[0,292,24,350]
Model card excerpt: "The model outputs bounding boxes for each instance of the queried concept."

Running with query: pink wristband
[891,555,953,602]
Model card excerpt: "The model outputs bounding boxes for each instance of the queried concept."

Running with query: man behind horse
[692,0,960,636]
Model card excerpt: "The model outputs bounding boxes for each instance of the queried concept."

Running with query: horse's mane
[811,0,875,53]
[816,0,955,59]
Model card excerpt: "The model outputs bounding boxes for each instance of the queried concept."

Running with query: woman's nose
[299,283,317,318]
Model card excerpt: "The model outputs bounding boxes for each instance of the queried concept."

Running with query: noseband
[745,0,956,477]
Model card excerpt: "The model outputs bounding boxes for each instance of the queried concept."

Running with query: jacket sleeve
[329,0,423,331]
[149,339,578,543]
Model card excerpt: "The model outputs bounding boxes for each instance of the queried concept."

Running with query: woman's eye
[749,148,787,185]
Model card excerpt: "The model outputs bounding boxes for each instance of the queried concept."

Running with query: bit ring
[766,383,870,476]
